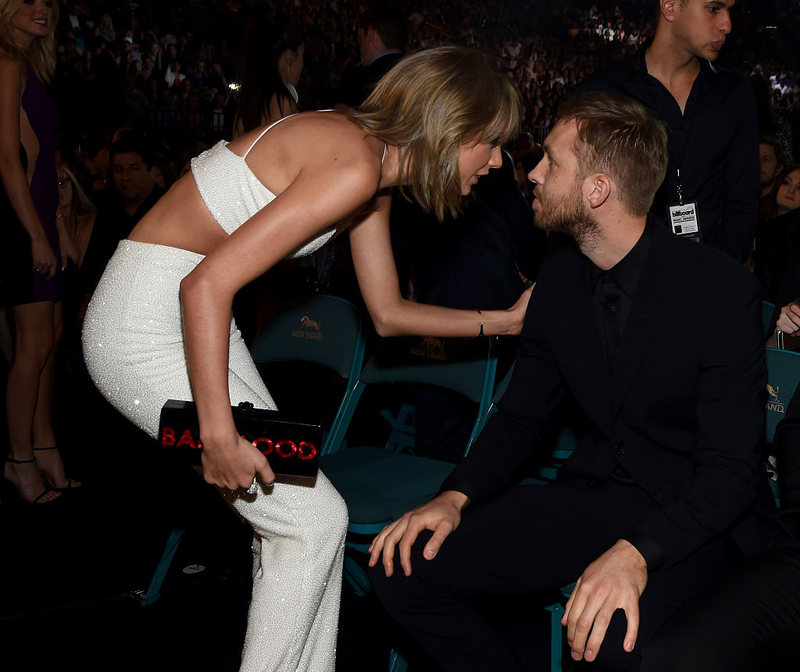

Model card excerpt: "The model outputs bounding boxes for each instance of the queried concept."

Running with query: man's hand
[368,490,469,578]
[562,539,648,663]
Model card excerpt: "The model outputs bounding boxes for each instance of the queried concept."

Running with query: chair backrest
[250,294,365,379]
[763,300,776,338]
[360,336,498,402]
[325,335,499,455]
[765,348,800,443]
[250,294,366,453]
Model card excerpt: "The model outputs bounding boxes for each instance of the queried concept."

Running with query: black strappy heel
[33,447,81,491]
[2,456,60,504]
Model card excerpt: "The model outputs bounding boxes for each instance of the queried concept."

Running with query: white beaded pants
[83,240,347,671]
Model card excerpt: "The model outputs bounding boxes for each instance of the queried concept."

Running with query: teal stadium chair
[133,295,366,606]
[249,294,367,453]
[321,336,498,537]
[320,335,499,672]
[765,347,800,505]
[765,347,800,444]
[320,337,498,587]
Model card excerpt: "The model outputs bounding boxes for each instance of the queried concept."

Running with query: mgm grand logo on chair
[292,315,323,341]
[767,384,785,414]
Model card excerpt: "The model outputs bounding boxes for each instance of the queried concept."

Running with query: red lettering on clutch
[162,426,314,458]
[253,437,274,455]
[275,440,297,458]
[298,442,317,460]
[176,429,197,449]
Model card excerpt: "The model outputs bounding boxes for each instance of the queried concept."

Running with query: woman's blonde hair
[60,165,96,224]
[348,46,521,221]
[0,0,60,84]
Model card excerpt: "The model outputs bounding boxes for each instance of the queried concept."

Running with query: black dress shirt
[589,224,652,366]
[589,224,656,523]
[578,48,760,263]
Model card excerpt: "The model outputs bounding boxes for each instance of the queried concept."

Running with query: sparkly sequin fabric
[83,241,347,671]
[191,131,335,258]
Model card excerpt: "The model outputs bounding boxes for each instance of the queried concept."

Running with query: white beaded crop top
[191,114,336,259]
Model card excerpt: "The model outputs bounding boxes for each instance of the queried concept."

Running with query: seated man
[368,92,779,671]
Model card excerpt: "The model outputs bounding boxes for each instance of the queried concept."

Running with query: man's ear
[285,49,300,66]
[660,0,678,23]
[366,26,379,47]
[585,173,611,210]
[368,26,388,52]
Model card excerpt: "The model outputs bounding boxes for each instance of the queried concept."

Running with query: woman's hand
[776,302,800,337]
[200,432,276,490]
[507,284,535,335]
[30,236,57,279]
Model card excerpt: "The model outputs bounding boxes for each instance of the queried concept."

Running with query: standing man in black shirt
[578,0,759,263]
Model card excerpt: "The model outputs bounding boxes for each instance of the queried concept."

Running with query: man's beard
[535,188,600,251]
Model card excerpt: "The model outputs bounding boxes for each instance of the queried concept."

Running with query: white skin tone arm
[0,53,57,278]
[350,194,532,338]
[181,152,380,490]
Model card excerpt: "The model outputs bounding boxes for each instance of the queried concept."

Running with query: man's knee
[573,609,642,672]
[368,530,437,609]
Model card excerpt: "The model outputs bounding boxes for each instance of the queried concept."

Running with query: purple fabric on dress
[22,60,62,302]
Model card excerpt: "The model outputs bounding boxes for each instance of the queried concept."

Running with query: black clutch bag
[158,400,321,479]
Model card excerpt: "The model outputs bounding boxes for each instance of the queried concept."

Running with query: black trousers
[640,541,800,671]
[369,478,735,672]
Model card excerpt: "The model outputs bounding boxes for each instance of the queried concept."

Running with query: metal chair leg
[545,600,564,672]
[130,525,187,606]
[388,647,408,672]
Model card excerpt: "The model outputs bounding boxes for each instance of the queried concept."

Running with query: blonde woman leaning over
[82,46,530,671]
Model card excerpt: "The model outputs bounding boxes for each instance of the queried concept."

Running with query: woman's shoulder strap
[242,113,296,159]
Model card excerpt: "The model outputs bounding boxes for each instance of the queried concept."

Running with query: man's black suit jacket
[443,222,778,571]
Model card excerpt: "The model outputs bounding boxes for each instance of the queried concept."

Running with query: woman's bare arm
[181,155,380,488]
[350,196,532,338]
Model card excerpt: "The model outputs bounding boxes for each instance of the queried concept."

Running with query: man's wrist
[619,532,662,570]
[438,489,471,511]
